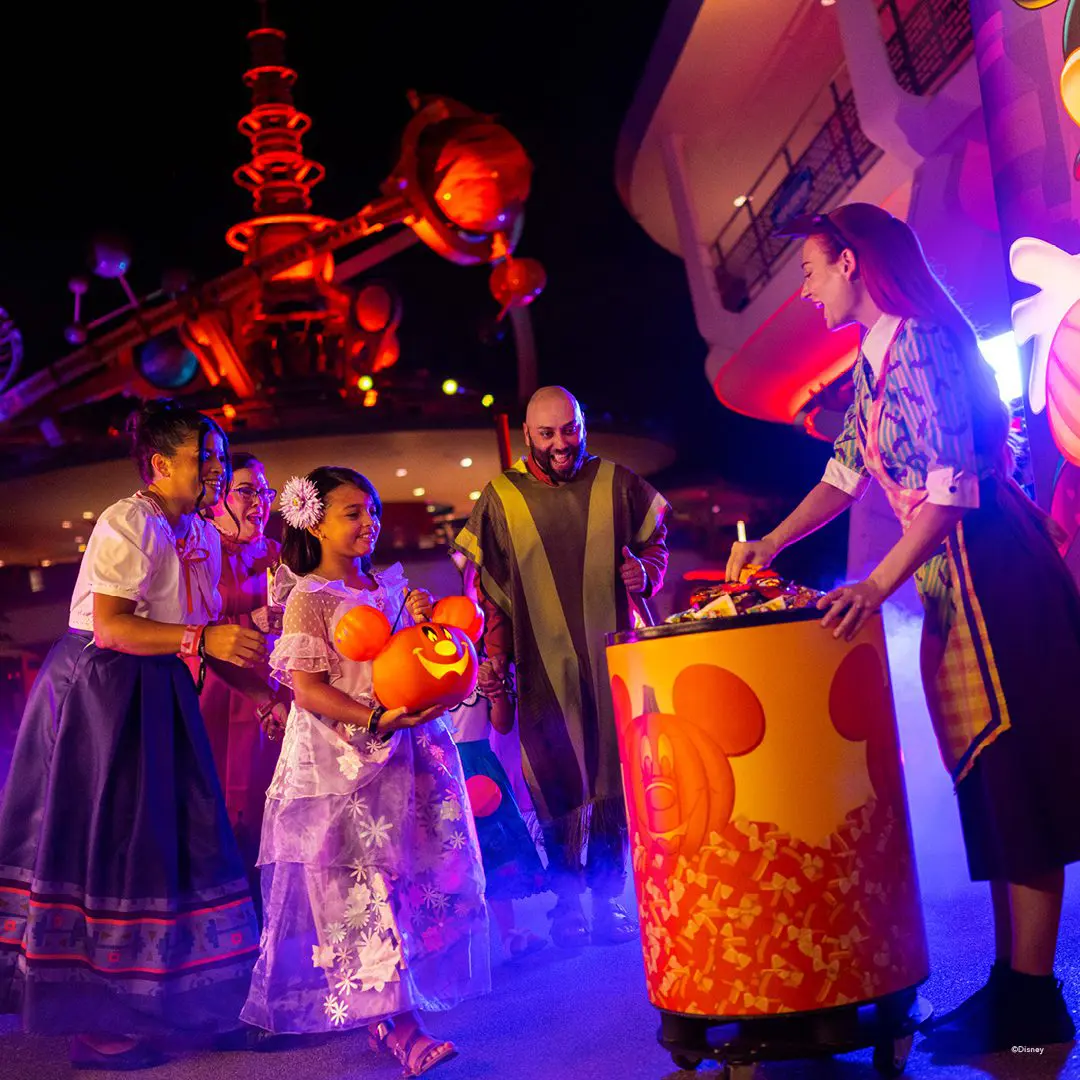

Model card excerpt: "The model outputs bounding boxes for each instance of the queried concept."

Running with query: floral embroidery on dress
[356,815,394,849]
[323,994,349,1026]
[337,752,362,781]
[241,563,490,1035]
[313,865,406,1020]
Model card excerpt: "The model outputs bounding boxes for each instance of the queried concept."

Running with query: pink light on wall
[712,286,861,429]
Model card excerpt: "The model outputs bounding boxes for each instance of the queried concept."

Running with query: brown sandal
[507,928,548,959]
[393,1027,458,1077]
[369,1020,458,1077]
[368,1019,396,1056]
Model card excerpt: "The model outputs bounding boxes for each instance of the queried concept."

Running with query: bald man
[454,387,669,947]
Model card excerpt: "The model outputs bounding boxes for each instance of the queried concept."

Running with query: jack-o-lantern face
[640,731,678,840]
[612,665,765,862]
[373,622,479,712]
[633,719,727,856]
[432,595,485,643]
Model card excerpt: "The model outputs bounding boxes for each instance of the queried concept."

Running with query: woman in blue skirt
[447,554,548,959]
[0,400,267,1069]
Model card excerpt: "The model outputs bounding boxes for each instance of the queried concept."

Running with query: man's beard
[532,440,587,481]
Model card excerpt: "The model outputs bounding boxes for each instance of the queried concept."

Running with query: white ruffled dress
[241,564,490,1034]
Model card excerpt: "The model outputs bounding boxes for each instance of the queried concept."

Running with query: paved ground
[0,874,1076,1079]
[0,604,1077,1078]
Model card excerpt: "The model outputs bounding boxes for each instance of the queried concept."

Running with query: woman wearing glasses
[727,203,1080,1055]
[204,451,289,902]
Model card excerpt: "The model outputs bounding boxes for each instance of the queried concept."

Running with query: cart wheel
[872,1033,913,1077]
[722,1064,757,1080]
[670,1052,702,1071]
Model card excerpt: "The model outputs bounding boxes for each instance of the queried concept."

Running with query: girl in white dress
[241,466,489,1077]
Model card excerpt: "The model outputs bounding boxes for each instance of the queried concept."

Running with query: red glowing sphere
[489,258,547,311]
[355,285,397,334]
[433,122,532,234]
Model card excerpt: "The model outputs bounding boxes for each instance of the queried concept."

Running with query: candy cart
[606,606,932,1078]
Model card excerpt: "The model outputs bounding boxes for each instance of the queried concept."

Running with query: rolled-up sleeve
[896,324,980,509]
[823,401,872,500]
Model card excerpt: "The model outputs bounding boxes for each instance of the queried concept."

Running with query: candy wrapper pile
[666,566,825,624]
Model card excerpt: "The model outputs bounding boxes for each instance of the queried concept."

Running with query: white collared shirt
[69,495,222,631]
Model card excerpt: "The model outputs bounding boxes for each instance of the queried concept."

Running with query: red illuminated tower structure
[232,18,325,217]
[0,8,544,441]
[224,10,352,391]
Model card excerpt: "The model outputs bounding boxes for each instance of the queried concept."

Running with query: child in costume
[241,466,489,1077]
[448,553,548,960]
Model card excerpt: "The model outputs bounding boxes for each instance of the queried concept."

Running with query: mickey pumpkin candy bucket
[335,595,484,711]
[606,601,932,1078]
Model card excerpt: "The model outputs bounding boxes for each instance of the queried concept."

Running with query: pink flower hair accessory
[280,475,324,531]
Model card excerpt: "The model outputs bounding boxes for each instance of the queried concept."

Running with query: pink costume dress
[241,564,490,1034]
[199,533,284,875]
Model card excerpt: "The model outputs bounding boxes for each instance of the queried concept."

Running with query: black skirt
[952,481,1080,882]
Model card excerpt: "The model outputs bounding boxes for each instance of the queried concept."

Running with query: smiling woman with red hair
[728,202,1080,1056]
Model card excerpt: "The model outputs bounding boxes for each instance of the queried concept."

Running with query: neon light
[977,333,1025,403]
[1010,236,1080,464]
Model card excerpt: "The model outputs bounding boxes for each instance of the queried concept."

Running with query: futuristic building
[616,0,1080,584]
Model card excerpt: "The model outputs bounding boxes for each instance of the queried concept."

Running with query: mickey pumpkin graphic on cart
[611,665,765,866]
[334,595,484,711]
[605,611,929,1043]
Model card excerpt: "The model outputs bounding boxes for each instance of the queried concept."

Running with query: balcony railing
[881,0,974,97]
[713,0,973,310]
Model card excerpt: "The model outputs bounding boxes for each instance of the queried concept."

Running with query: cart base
[658,988,933,1077]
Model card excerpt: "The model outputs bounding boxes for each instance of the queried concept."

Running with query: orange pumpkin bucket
[606,609,928,1023]
[335,604,392,663]
[332,597,484,714]
[372,623,479,712]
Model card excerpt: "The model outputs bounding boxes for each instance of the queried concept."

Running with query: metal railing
[880,0,973,96]
[713,0,973,307]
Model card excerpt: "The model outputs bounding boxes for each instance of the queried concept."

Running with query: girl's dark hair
[126,398,230,511]
[230,451,262,473]
[281,466,382,576]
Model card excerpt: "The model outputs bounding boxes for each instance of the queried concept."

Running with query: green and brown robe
[453,454,669,850]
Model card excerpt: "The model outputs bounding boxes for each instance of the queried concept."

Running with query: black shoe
[591,897,638,945]
[548,897,590,948]
[1008,974,1076,1049]
[923,967,1076,1056]
[927,959,1009,1030]
[214,1025,293,1053]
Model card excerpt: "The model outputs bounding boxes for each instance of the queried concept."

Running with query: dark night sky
[1,0,834,510]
